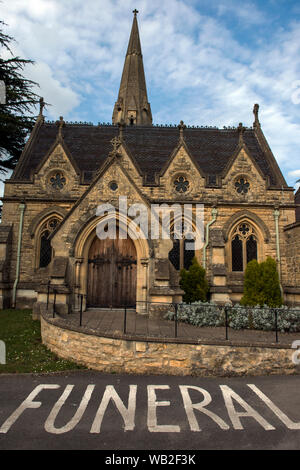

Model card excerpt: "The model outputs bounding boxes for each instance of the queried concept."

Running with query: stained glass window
[246,235,257,264]
[39,231,52,268]
[38,217,61,268]
[232,235,243,272]
[168,227,195,271]
[231,222,258,272]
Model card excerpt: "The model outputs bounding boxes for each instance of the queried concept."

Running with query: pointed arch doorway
[87,235,137,308]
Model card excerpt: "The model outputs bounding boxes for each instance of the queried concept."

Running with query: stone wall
[41,314,299,377]
[284,221,300,304]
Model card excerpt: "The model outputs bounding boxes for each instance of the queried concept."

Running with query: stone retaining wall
[41,314,299,377]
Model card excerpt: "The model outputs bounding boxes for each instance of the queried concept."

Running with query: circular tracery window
[50,172,66,190]
[174,176,189,193]
[235,177,250,194]
[109,181,118,191]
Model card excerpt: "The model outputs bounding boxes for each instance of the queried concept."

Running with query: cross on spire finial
[133,9,139,16]
[110,136,121,153]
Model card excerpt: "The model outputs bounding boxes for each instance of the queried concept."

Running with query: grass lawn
[0,309,86,374]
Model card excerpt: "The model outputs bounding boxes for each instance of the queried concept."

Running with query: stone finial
[253,103,260,128]
[178,120,186,141]
[237,122,246,145]
[110,136,122,154]
[39,97,45,116]
[56,116,65,138]
[118,119,126,140]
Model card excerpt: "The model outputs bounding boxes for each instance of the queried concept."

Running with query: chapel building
[0,11,299,315]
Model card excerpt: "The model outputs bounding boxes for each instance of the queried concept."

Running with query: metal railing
[47,295,300,345]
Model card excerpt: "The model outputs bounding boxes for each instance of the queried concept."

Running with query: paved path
[0,372,300,450]
[56,309,299,346]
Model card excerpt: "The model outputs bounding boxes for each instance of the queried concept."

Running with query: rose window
[235,178,250,194]
[174,176,189,193]
[50,173,66,190]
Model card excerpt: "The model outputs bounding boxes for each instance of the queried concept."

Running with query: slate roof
[11,121,286,187]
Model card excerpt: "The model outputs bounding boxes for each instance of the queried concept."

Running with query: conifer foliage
[180,257,209,303]
[0,20,41,172]
[241,257,283,307]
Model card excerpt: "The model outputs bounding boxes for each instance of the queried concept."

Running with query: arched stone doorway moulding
[73,212,151,314]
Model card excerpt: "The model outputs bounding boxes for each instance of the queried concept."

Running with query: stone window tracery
[235,177,250,194]
[168,221,195,271]
[230,222,258,272]
[50,172,66,190]
[38,216,61,268]
[174,176,189,193]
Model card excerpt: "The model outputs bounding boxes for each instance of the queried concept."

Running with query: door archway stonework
[73,213,151,314]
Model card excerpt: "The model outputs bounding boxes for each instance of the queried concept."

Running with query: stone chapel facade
[0,11,299,315]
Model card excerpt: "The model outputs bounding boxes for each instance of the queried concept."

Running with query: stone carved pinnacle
[39,97,45,116]
[253,103,260,127]
[56,116,65,138]
[238,122,246,145]
[112,11,152,126]
[178,120,186,141]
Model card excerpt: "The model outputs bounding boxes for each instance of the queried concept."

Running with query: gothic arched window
[168,222,195,271]
[230,222,258,272]
[38,216,61,268]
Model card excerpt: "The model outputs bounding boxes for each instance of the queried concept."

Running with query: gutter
[274,208,284,299]
[12,203,26,308]
[203,207,218,270]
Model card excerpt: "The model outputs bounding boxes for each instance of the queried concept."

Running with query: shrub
[179,257,209,303]
[241,257,283,307]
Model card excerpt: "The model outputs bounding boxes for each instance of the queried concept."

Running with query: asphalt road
[0,371,300,451]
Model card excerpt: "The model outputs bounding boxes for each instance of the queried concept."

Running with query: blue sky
[1,0,300,190]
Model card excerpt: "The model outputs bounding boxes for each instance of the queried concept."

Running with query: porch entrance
[87,235,137,308]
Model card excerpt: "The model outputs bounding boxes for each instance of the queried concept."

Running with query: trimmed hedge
[165,302,300,332]
[241,257,283,307]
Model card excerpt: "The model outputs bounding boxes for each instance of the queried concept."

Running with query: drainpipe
[12,203,26,308]
[203,207,218,270]
[274,208,284,299]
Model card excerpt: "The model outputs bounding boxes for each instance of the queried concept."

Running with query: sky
[1,0,300,191]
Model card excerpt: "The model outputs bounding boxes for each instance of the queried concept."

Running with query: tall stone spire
[112,10,152,126]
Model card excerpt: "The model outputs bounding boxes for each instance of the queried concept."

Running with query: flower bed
[165,302,300,332]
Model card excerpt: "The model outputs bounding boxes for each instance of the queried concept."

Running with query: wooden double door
[87,236,137,308]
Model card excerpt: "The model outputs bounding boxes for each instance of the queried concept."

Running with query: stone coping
[41,311,293,350]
